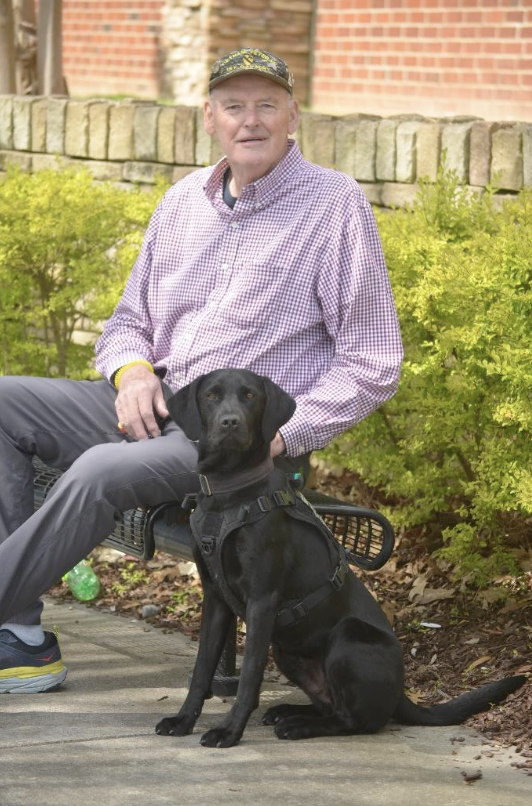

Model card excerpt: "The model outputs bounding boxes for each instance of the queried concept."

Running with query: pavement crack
[0,731,154,749]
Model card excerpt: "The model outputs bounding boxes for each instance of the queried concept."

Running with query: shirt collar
[204,139,303,213]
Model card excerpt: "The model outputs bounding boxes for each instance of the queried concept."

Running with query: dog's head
[167,369,296,463]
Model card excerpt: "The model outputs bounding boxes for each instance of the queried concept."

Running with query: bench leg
[211,614,240,697]
[188,614,240,697]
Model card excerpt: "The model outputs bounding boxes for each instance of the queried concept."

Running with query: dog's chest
[190,487,350,630]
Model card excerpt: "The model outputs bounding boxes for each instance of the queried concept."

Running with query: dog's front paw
[155,715,195,737]
[200,727,241,748]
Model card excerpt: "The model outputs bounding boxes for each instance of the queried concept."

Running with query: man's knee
[62,443,137,495]
[54,440,194,510]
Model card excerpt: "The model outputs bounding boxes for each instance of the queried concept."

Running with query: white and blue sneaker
[0,628,67,693]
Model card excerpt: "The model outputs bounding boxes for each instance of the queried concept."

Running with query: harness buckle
[201,536,215,555]
[272,490,294,507]
[330,562,346,591]
[237,504,250,522]
[181,493,198,511]
[293,602,307,620]
[257,495,271,513]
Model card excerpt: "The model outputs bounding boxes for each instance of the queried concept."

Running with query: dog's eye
[244,391,255,400]
[207,392,219,401]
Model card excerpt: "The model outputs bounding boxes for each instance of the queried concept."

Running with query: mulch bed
[48,469,531,774]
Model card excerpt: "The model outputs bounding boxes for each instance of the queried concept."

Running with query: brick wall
[56,0,164,99]
[312,0,532,122]
[45,1,312,105]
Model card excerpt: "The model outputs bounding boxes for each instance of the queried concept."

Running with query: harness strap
[275,557,349,629]
[236,487,295,522]
[189,471,349,627]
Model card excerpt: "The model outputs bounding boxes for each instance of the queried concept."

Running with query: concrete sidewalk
[1,598,529,806]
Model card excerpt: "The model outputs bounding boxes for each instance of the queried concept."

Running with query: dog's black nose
[220,414,241,430]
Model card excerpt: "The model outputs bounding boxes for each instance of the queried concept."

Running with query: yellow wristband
[113,360,154,389]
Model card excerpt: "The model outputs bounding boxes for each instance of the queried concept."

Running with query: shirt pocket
[218,262,303,328]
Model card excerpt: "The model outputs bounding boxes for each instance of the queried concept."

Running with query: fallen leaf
[500,598,521,614]
[408,575,429,601]
[406,688,426,704]
[464,655,492,674]
[381,600,396,625]
[120,600,142,610]
[415,587,455,605]
[478,588,508,608]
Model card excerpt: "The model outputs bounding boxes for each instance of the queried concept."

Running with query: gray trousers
[0,376,199,626]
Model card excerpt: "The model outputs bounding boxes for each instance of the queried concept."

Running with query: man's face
[203,74,299,185]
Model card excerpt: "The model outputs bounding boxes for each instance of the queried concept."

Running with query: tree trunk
[0,0,17,94]
[37,0,64,95]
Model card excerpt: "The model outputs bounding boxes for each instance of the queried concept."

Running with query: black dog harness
[184,467,349,630]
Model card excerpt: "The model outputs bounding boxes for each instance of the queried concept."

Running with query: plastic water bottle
[63,560,101,601]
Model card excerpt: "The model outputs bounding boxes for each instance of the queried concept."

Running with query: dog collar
[198,455,275,496]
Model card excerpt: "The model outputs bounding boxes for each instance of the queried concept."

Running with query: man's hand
[270,432,286,458]
[115,365,169,440]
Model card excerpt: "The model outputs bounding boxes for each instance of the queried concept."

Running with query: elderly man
[0,48,403,693]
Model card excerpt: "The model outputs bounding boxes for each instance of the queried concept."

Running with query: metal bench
[33,458,395,695]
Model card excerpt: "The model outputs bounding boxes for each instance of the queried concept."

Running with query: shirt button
[231,221,240,229]
[221,262,229,270]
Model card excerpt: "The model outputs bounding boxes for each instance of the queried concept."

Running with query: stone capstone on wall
[1,96,531,204]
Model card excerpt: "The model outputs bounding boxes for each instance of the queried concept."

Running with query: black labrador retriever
[156,368,525,747]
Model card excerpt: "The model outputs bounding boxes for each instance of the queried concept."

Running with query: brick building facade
[60,0,164,99]
[53,1,531,121]
[312,0,532,121]
[55,0,313,105]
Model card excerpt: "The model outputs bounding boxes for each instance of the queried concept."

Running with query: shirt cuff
[279,419,315,457]
[98,353,154,384]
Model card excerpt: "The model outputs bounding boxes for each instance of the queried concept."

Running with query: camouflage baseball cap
[209,48,294,94]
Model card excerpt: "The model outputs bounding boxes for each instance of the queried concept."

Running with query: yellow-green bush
[0,166,167,378]
[2,164,530,583]
[323,170,532,584]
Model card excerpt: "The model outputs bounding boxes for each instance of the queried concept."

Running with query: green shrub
[0,165,167,378]
[322,170,532,584]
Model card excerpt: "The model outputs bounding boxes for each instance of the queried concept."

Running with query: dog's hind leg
[156,585,234,737]
[323,616,403,735]
[262,702,319,725]
[271,617,403,739]
[274,713,354,739]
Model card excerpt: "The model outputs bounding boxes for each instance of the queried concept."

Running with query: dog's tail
[393,675,526,726]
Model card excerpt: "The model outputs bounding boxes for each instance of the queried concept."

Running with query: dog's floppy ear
[166,376,204,441]
[260,376,296,442]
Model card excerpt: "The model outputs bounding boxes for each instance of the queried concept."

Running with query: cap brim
[209,69,292,94]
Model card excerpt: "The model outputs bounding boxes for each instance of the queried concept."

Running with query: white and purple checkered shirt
[96,140,403,456]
